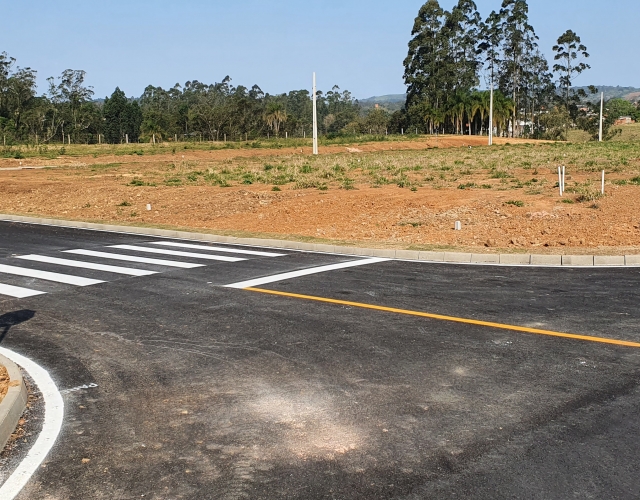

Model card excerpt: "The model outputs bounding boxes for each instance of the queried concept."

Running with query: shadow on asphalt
[0,310,35,342]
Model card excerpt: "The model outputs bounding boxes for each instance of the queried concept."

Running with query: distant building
[615,116,636,125]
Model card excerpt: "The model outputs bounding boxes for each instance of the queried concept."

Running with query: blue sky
[3,0,637,99]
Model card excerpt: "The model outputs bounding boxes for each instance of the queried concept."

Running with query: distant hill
[359,94,406,112]
[359,86,640,110]
[577,86,640,102]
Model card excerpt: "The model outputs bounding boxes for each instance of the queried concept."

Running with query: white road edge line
[16,255,158,277]
[0,347,64,500]
[225,258,389,289]
[108,245,246,263]
[149,241,284,257]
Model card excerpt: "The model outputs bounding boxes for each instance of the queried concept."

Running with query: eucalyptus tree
[553,30,590,110]
[0,52,16,120]
[283,89,312,137]
[478,9,502,107]
[6,66,37,136]
[524,50,555,137]
[445,0,481,93]
[47,69,95,142]
[498,0,539,137]
[139,85,177,140]
[404,0,448,117]
[323,86,359,133]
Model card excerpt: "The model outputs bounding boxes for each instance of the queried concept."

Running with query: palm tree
[264,102,287,137]
[472,91,491,136]
[492,92,515,137]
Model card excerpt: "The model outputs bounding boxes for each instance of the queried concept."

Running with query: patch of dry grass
[101,140,640,201]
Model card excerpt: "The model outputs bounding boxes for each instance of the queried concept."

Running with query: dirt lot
[2,133,640,254]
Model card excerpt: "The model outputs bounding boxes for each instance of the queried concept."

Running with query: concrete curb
[0,354,28,451]
[2,213,640,267]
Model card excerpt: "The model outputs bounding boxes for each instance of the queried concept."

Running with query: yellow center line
[245,287,640,349]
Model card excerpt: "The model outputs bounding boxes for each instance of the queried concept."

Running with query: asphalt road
[1,220,640,499]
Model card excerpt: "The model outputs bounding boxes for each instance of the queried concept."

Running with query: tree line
[0,0,635,145]
[401,0,610,138]
[0,54,365,145]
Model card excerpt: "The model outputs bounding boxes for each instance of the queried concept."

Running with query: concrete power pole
[312,72,318,155]
[599,92,604,142]
[488,81,494,146]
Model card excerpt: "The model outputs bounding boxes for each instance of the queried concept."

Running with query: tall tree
[478,10,502,93]
[553,30,590,109]
[404,0,448,120]
[48,69,95,142]
[498,0,539,137]
[103,87,142,144]
[445,0,481,93]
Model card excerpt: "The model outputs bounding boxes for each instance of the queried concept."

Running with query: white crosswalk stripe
[0,264,103,286]
[16,255,158,276]
[63,249,205,268]
[149,241,285,257]
[107,245,246,262]
[0,238,286,301]
[0,283,46,298]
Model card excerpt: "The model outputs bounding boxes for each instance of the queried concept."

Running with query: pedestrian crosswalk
[0,239,286,299]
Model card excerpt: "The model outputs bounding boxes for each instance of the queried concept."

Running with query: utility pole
[599,92,604,142]
[488,81,494,146]
[312,72,318,155]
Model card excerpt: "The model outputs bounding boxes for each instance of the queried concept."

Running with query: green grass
[504,200,525,207]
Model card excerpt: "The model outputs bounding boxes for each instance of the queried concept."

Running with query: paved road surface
[1,220,639,499]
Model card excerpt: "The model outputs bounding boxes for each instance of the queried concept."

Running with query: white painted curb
[0,348,64,500]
